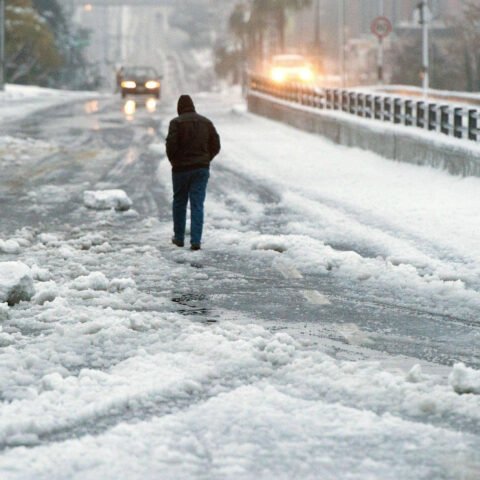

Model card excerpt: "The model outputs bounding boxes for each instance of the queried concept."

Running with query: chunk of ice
[0,262,35,306]
[83,190,132,211]
[449,363,480,395]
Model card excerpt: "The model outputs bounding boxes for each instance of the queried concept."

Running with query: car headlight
[146,80,160,89]
[272,68,286,83]
[121,80,136,89]
[299,68,313,82]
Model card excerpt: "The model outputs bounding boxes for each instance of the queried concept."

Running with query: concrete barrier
[248,91,480,178]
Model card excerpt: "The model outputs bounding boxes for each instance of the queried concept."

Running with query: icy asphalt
[0,93,479,479]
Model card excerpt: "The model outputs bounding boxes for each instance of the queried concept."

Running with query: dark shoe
[172,237,184,247]
[190,244,201,251]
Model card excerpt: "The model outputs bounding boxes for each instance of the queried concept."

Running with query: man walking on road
[166,95,221,251]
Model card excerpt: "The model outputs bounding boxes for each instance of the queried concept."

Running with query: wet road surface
[2,94,479,369]
[1,94,479,452]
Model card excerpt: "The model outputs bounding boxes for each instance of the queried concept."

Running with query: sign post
[417,1,430,95]
[338,0,346,87]
[371,16,392,84]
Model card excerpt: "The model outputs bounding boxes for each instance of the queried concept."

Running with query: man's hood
[177,95,195,115]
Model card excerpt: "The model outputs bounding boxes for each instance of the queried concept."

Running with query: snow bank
[0,262,35,306]
[0,84,97,125]
[248,91,480,178]
[83,190,132,212]
[449,363,480,395]
[0,309,478,479]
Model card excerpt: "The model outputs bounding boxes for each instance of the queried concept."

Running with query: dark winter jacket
[166,95,221,172]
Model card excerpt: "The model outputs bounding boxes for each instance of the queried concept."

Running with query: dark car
[120,66,162,99]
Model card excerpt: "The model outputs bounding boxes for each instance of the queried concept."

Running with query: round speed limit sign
[371,16,393,39]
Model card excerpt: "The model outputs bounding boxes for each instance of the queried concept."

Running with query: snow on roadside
[0,214,479,478]
[1,92,480,478]
[151,96,480,322]
[155,159,480,321]
[0,294,479,478]
[0,84,97,125]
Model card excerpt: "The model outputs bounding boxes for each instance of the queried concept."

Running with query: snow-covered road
[0,92,479,479]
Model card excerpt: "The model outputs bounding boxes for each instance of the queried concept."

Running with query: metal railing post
[299,84,305,105]
[335,89,341,110]
[349,92,356,115]
[341,90,349,111]
[405,100,413,126]
[325,89,332,109]
[468,110,478,141]
[384,98,392,122]
[440,106,450,135]
[374,96,382,120]
[428,104,437,131]
[316,89,325,109]
[357,94,365,117]
[365,95,373,119]
[454,108,463,139]
[306,85,313,106]
[393,98,402,124]
[416,102,425,128]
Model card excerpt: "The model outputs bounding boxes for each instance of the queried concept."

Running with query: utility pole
[418,1,430,95]
[338,0,345,87]
[314,0,321,52]
[0,0,5,91]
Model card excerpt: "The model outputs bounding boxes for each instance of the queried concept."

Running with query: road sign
[371,16,393,40]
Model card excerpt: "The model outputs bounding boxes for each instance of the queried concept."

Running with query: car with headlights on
[120,66,162,99]
[269,54,314,84]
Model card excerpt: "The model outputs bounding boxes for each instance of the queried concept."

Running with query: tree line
[5,0,99,89]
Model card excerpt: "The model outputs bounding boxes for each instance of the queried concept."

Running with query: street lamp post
[418,0,430,95]
[314,0,321,51]
[0,0,5,91]
[338,0,345,87]
[378,0,384,84]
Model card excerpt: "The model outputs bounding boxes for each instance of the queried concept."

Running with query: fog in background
[5,0,479,93]
[72,0,237,94]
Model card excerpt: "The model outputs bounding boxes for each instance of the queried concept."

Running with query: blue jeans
[172,168,210,245]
